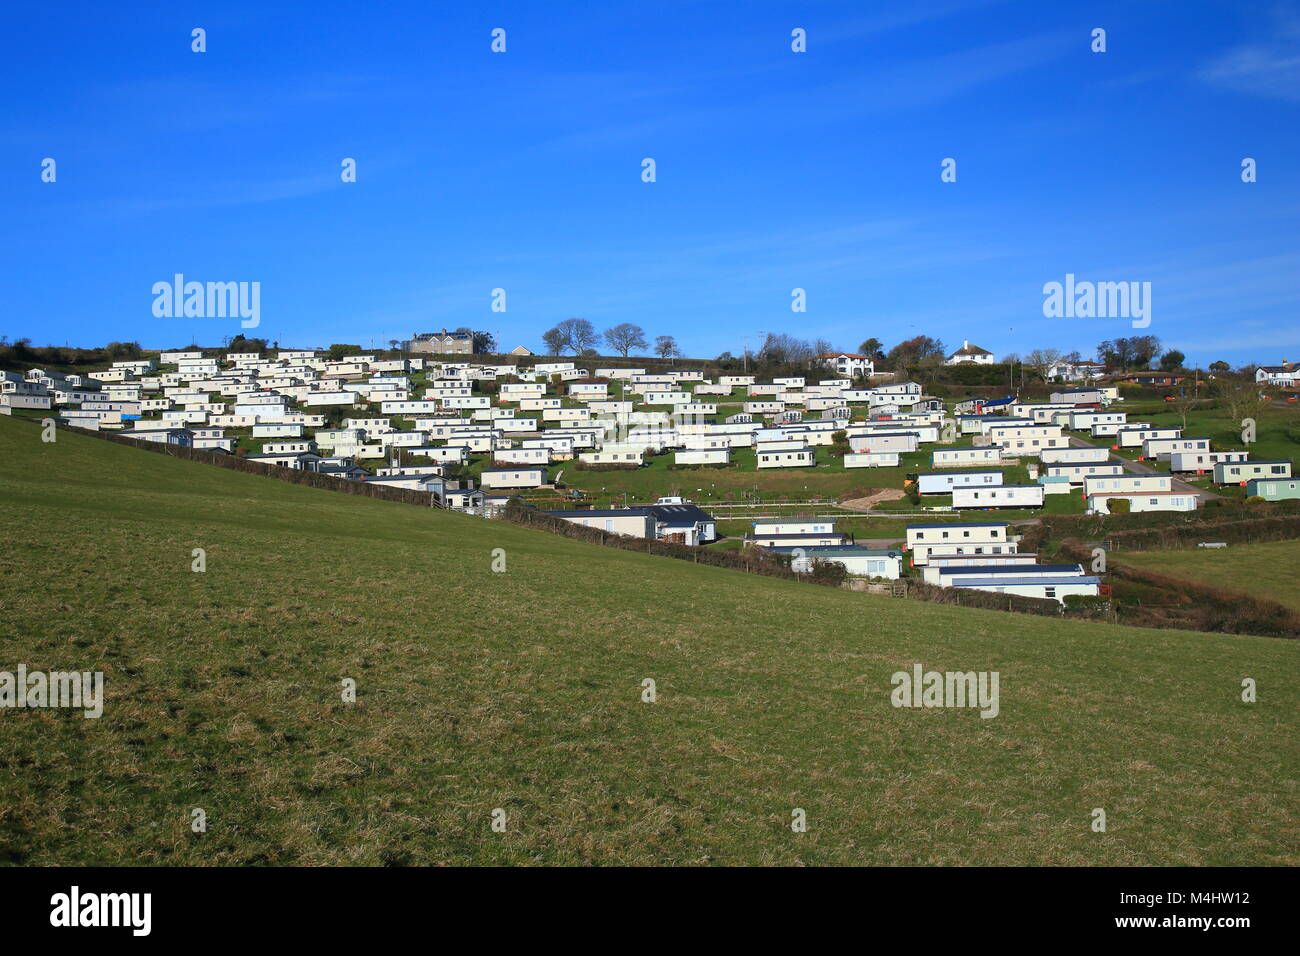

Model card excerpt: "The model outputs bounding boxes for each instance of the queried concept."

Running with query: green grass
[1112,539,1300,613]
[0,414,1296,865]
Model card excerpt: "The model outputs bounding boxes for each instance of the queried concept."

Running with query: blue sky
[3,0,1299,366]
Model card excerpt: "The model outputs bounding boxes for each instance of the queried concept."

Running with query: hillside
[0,414,1295,866]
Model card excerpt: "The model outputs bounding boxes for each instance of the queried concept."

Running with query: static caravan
[1246,477,1300,501]
[949,574,1100,604]
[952,484,1045,509]
[479,467,546,490]
[1213,460,1293,485]
[772,546,903,580]
[675,448,730,466]
[1169,450,1247,474]
[578,449,644,466]
[931,563,1086,589]
[1042,461,1125,485]
[1086,491,1199,514]
[844,451,900,468]
[252,422,304,438]
[906,523,1013,567]
[756,447,816,469]
[753,519,836,536]
[745,531,848,548]
[1116,426,1181,448]
[1040,445,1110,464]
[915,470,1002,495]
[931,447,1001,468]
[494,446,551,465]
[1082,474,1171,496]
[1143,437,1211,461]
[1070,411,1126,431]
[847,431,918,454]
[1092,421,1150,439]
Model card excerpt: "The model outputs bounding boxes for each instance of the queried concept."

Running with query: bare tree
[544,318,597,354]
[603,323,647,357]
[654,335,679,360]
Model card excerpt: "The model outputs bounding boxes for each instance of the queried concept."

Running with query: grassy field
[1112,539,1300,613]
[0,414,1296,866]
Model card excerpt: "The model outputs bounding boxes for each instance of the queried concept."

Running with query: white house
[945,340,996,365]
[816,353,875,378]
[1255,364,1297,387]
[931,447,1001,468]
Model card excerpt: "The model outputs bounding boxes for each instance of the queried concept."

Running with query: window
[1045,587,1057,599]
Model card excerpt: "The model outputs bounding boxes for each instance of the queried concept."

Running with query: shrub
[1107,498,1131,514]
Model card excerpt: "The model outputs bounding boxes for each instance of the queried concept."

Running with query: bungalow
[1086,491,1198,514]
[1213,460,1293,485]
[544,508,657,539]
[906,523,1014,567]
[649,502,718,545]
[756,446,816,468]
[1246,477,1300,501]
[952,484,1045,509]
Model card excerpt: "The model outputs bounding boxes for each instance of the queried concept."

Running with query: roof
[953,576,1101,587]
[949,342,993,356]
[907,522,1007,530]
[818,352,871,360]
[768,546,901,558]
[648,503,715,523]
[545,508,653,519]
[941,564,1082,575]
[745,532,848,541]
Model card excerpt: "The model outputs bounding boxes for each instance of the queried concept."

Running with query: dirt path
[837,488,905,512]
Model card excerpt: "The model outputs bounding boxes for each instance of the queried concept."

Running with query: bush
[1107,498,1131,514]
